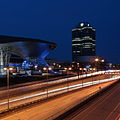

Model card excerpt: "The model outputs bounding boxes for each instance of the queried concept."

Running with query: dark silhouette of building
[72,22,96,63]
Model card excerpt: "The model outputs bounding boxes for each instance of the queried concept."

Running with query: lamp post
[91,68,95,85]
[4,67,13,110]
[101,59,105,71]
[101,59,104,63]
[79,68,84,86]
[64,67,72,91]
[77,63,80,79]
[34,65,37,70]
[95,58,99,71]
[43,67,52,98]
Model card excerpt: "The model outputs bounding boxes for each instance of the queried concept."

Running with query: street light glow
[43,67,52,71]
[64,68,67,70]
[35,65,37,68]
[95,58,99,62]
[9,68,13,71]
[43,67,47,71]
[4,67,13,71]
[68,67,72,70]
[48,67,52,71]
[101,59,105,62]
[4,68,7,70]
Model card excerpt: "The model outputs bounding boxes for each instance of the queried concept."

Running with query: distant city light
[101,59,105,62]
[48,67,52,71]
[80,23,84,27]
[95,58,99,62]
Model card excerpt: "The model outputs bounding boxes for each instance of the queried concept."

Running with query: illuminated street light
[64,67,72,91]
[83,68,86,70]
[59,65,61,68]
[48,67,52,71]
[77,63,79,66]
[101,59,105,62]
[9,68,13,71]
[4,68,7,71]
[95,58,99,71]
[43,67,47,71]
[90,68,92,71]
[95,58,99,62]
[53,63,56,66]
[93,68,96,71]
[35,65,37,68]
[43,67,52,98]
[68,67,72,71]
[64,68,67,70]
[4,67,13,110]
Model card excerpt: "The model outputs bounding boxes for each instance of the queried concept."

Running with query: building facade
[0,35,56,75]
[72,22,96,63]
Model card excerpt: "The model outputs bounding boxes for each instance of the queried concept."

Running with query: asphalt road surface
[63,81,120,120]
[0,81,116,120]
[0,74,116,112]
[0,71,119,119]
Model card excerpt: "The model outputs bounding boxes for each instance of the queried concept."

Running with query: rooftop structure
[0,35,56,74]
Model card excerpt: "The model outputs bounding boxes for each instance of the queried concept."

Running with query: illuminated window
[72,44,82,46]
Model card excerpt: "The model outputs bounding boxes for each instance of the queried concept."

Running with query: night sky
[0,0,120,63]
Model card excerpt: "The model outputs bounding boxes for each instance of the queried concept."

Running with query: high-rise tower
[72,22,96,63]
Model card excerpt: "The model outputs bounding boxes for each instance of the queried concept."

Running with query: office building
[72,22,96,63]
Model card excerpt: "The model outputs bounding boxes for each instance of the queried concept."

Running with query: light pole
[34,65,37,70]
[64,67,72,91]
[43,67,52,98]
[84,68,87,77]
[79,68,83,86]
[101,59,105,71]
[4,67,13,110]
[95,58,99,72]
[77,63,80,79]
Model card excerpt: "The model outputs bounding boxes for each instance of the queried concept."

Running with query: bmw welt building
[0,35,56,75]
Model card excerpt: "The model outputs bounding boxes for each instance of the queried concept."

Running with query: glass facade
[72,22,96,62]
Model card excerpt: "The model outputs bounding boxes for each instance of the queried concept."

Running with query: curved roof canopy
[0,35,57,59]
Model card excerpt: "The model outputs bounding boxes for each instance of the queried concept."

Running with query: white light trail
[0,74,120,106]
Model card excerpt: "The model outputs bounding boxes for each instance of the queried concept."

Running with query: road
[0,81,116,120]
[0,72,114,101]
[62,81,120,120]
[0,73,117,112]
[0,72,120,112]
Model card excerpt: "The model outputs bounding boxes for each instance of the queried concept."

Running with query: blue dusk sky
[0,0,120,63]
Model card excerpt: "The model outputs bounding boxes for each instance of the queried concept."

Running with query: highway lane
[63,81,120,120]
[0,81,117,120]
[0,71,113,101]
[0,74,119,112]
[0,73,115,103]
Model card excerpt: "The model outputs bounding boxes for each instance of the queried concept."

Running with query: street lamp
[34,65,38,70]
[79,68,84,86]
[77,63,80,79]
[95,58,99,71]
[91,68,96,85]
[59,65,61,68]
[64,67,72,91]
[4,67,13,110]
[43,67,52,98]
[95,58,99,62]
[101,59,105,63]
